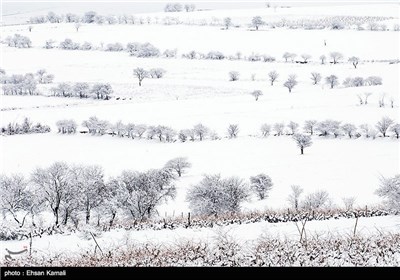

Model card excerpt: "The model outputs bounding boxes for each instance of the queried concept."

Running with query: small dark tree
[310,72,321,85]
[250,90,263,101]
[283,75,297,93]
[268,70,279,86]
[227,124,239,138]
[376,116,394,137]
[325,75,339,89]
[133,67,149,86]
[348,56,360,69]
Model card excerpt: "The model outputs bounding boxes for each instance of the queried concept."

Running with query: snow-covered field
[1,2,399,266]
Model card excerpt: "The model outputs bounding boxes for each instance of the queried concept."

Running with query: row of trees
[1,118,50,135]
[164,3,196,12]
[260,117,399,139]
[2,160,398,229]
[51,82,113,99]
[72,116,400,141]
[1,69,55,95]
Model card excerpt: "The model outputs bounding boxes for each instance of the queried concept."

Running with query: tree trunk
[63,211,69,225]
[256,26,259,31]
[139,80,142,86]
[178,169,181,177]
[86,209,90,224]
[301,147,304,155]
[109,212,116,227]
[54,207,59,225]
[289,88,292,93]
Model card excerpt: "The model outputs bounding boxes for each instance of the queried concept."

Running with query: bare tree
[319,54,326,64]
[251,16,265,30]
[31,162,71,225]
[250,90,263,101]
[292,134,313,155]
[341,123,357,138]
[287,185,303,210]
[330,52,343,64]
[391,124,400,139]
[0,174,33,227]
[303,120,318,135]
[283,75,297,93]
[273,122,285,136]
[342,197,356,211]
[376,116,394,137]
[287,121,299,135]
[227,124,239,138]
[325,75,339,89]
[250,174,273,200]
[364,92,372,104]
[75,22,81,32]
[301,190,330,210]
[310,72,321,85]
[164,157,192,177]
[133,67,149,86]
[301,54,312,63]
[224,17,232,29]
[193,123,209,141]
[348,56,360,69]
[268,70,279,86]
[376,175,400,210]
[260,123,271,137]
[229,71,240,81]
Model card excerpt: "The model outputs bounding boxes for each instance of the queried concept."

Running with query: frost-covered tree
[376,116,394,137]
[70,165,106,224]
[193,123,209,141]
[105,42,124,51]
[163,48,178,58]
[287,121,299,135]
[365,76,382,86]
[5,34,32,48]
[227,124,239,138]
[164,157,192,177]
[390,124,400,139]
[0,174,33,227]
[164,3,183,12]
[66,13,79,23]
[149,68,166,79]
[341,123,357,138]
[35,69,54,84]
[127,42,160,57]
[363,92,372,104]
[91,83,113,99]
[316,119,341,136]
[292,134,312,155]
[31,162,71,225]
[133,67,149,86]
[359,123,371,138]
[73,82,90,98]
[229,71,240,81]
[282,52,291,62]
[251,16,264,30]
[250,90,263,101]
[51,83,73,97]
[301,54,312,63]
[325,75,339,89]
[83,11,97,23]
[273,122,285,136]
[59,38,80,50]
[287,185,304,211]
[47,11,62,23]
[184,4,196,12]
[342,197,356,211]
[319,54,326,64]
[268,70,279,86]
[44,39,55,49]
[310,72,321,85]
[56,119,77,134]
[260,123,271,137]
[301,190,330,210]
[75,22,81,32]
[283,75,297,93]
[348,56,360,69]
[110,168,176,221]
[376,175,400,210]
[186,174,250,216]
[224,17,232,29]
[249,174,273,200]
[330,52,343,64]
[303,120,318,135]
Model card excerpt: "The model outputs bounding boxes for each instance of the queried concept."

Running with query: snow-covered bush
[250,174,273,200]
[56,119,77,134]
[376,175,400,210]
[186,174,250,216]
[5,34,32,48]
[227,124,239,138]
[149,68,166,79]
[105,42,124,51]
[59,38,80,50]
[206,51,225,60]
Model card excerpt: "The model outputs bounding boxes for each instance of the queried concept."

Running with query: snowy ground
[0,3,399,265]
